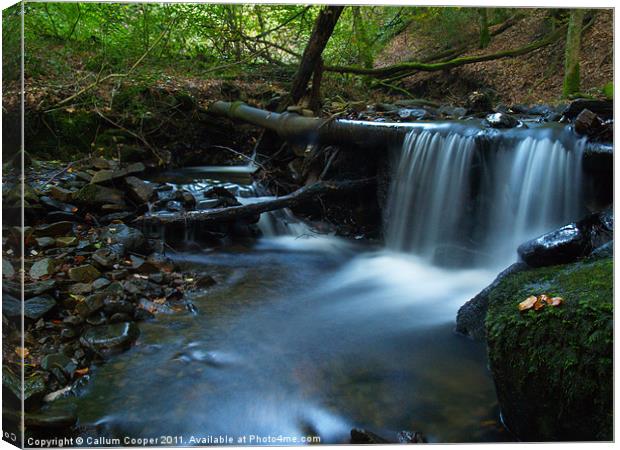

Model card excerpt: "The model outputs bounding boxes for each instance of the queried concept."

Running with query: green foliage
[2,3,21,83]
[602,81,613,100]
[486,257,613,440]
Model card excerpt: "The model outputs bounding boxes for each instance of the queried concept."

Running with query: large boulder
[486,257,612,441]
[455,262,529,341]
[80,322,140,352]
[562,99,613,121]
[517,209,613,267]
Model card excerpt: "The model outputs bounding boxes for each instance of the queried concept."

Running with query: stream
[65,123,588,444]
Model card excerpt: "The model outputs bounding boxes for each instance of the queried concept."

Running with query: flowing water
[67,123,588,444]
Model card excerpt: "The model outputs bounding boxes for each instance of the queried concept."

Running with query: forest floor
[379,9,613,105]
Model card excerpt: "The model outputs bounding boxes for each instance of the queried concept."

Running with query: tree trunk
[135,179,375,226]
[478,8,491,49]
[563,9,586,97]
[289,6,344,104]
[353,7,373,68]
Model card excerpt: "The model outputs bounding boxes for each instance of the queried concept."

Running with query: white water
[386,129,586,266]
[80,126,589,443]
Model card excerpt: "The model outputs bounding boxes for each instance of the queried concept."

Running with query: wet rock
[103,298,135,315]
[438,105,467,118]
[73,184,126,206]
[101,224,147,253]
[35,237,56,249]
[484,112,519,129]
[3,279,56,298]
[563,99,613,121]
[76,293,107,317]
[63,315,83,326]
[148,273,165,284]
[195,273,216,288]
[125,176,155,203]
[49,186,74,203]
[92,248,119,269]
[204,186,241,207]
[517,209,613,267]
[109,269,129,281]
[55,236,78,247]
[3,292,21,317]
[456,262,529,341]
[350,429,388,444]
[24,295,57,320]
[86,312,107,326]
[109,312,133,323]
[103,281,124,295]
[80,322,140,351]
[39,197,77,214]
[124,279,148,295]
[591,240,613,259]
[30,258,58,279]
[69,264,101,283]
[3,257,15,278]
[573,109,612,141]
[3,369,46,403]
[34,221,74,237]
[466,90,494,113]
[61,328,78,340]
[41,352,75,376]
[92,277,111,290]
[68,283,93,295]
[397,108,436,121]
[90,162,145,185]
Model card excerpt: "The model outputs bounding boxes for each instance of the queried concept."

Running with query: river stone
[518,209,613,267]
[55,236,78,247]
[90,162,145,185]
[350,429,389,444]
[73,184,126,206]
[36,237,56,249]
[29,258,58,279]
[41,353,75,376]
[92,277,111,290]
[24,295,57,320]
[484,112,519,128]
[397,108,435,121]
[3,369,46,403]
[49,186,74,203]
[81,322,139,351]
[3,292,21,317]
[563,99,613,121]
[3,258,15,278]
[92,248,119,269]
[456,262,529,341]
[2,279,55,298]
[101,224,147,253]
[68,283,93,295]
[103,298,135,315]
[125,176,155,203]
[34,221,74,237]
[76,292,108,317]
[68,264,101,283]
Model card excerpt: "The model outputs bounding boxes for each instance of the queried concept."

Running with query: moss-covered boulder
[486,257,612,441]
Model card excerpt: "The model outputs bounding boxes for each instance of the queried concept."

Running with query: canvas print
[1,2,614,447]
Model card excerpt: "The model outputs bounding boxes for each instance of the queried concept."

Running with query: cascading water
[69,123,591,444]
[386,127,587,266]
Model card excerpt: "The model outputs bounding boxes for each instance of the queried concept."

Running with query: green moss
[486,257,612,441]
[602,81,613,100]
[562,64,581,98]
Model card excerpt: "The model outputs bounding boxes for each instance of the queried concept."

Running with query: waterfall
[386,127,587,266]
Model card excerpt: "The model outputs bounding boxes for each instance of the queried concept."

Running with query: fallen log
[208,100,414,148]
[134,178,375,226]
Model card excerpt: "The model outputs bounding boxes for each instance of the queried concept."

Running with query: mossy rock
[486,257,612,441]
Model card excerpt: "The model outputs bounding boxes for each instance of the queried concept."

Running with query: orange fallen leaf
[15,347,29,358]
[75,367,89,376]
[534,297,545,311]
[549,297,564,306]
[518,296,537,312]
